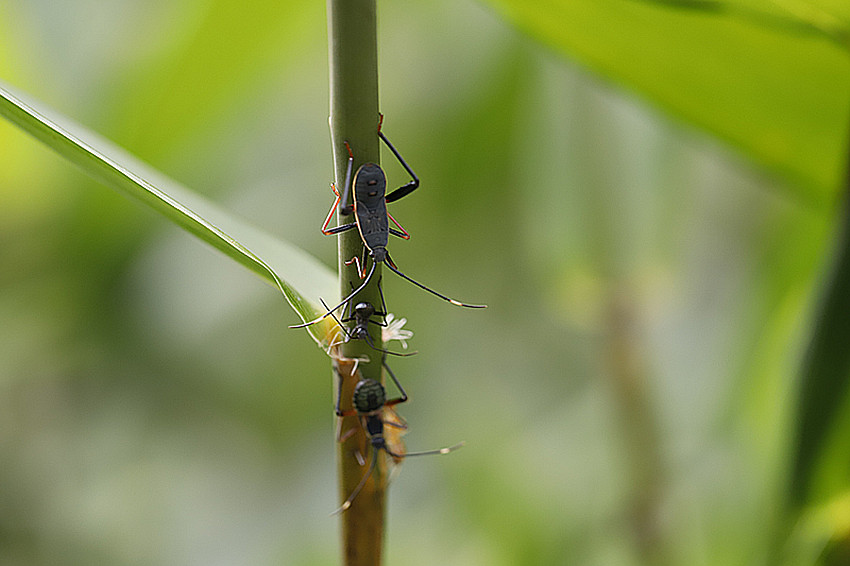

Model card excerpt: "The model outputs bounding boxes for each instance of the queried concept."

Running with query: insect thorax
[364,415,385,443]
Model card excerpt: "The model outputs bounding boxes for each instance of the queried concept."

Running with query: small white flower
[382,313,413,349]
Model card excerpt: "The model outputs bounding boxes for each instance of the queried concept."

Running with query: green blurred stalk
[774,107,850,564]
[327,1,386,565]
[604,288,668,566]
[789,180,850,508]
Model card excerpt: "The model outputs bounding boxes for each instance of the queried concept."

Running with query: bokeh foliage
[1,0,848,564]
[484,0,850,203]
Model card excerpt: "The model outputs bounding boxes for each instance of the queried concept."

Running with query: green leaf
[0,79,337,342]
[790,201,850,509]
[481,0,850,202]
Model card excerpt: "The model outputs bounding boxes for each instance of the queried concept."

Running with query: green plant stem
[327,1,386,565]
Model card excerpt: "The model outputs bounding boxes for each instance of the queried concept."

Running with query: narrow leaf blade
[0,80,337,341]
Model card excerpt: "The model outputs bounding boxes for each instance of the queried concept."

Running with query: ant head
[353,379,386,414]
[354,302,375,319]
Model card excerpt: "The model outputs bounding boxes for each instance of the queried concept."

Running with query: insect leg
[322,183,356,235]
[288,261,377,328]
[324,223,357,235]
[373,277,389,325]
[387,210,410,240]
[379,129,420,203]
[332,447,378,515]
[338,142,355,215]
[344,246,370,279]
[382,355,408,406]
[335,376,346,417]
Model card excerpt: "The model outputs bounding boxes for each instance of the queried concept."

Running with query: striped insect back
[290,118,485,331]
[352,163,389,250]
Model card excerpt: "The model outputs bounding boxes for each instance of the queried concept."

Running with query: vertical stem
[767,105,850,565]
[605,286,667,566]
[789,189,850,507]
[327,1,385,565]
[573,85,668,565]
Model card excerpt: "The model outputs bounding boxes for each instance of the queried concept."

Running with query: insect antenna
[383,253,486,309]
[289,261,377,328]
[385,441,466,459]
[332,447,378,515]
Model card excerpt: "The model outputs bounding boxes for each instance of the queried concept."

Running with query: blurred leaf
[109,1,323,154]
[783,490,850,564]
[790,195,850,509]
[480,0,850,202]
[0,79,337,341]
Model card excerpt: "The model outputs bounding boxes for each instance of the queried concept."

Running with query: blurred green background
[0,1,841,564]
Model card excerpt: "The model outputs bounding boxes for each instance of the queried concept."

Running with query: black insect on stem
[290,119,485,329]
[321,292,417,357]
[333,357,463,514]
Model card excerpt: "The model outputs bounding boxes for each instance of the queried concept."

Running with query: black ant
[320,280,416,357]
[333,358,462,514]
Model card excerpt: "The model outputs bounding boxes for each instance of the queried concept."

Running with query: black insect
[321,292,417,357]
[333,359,462,514]
[291,118,485,329]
